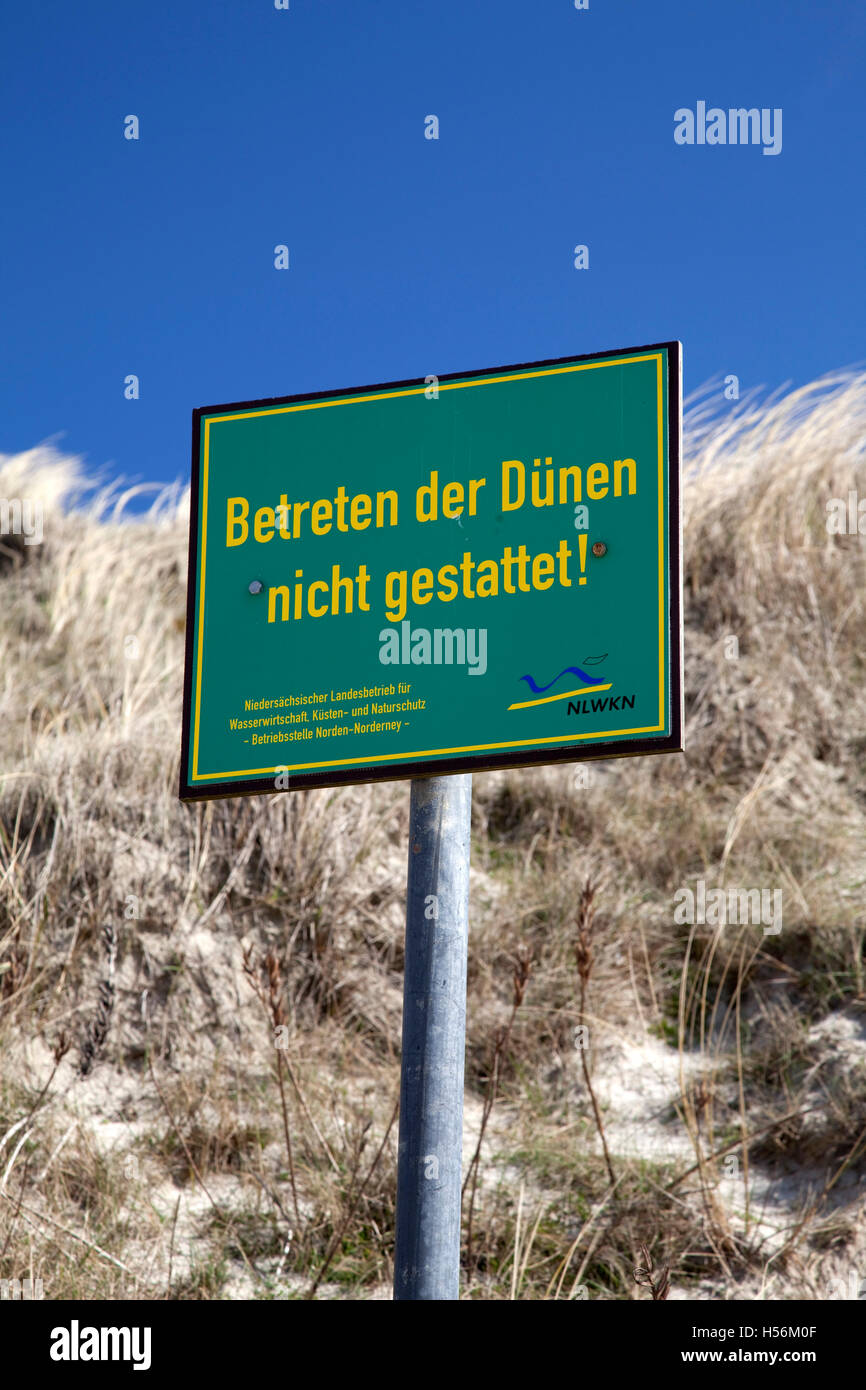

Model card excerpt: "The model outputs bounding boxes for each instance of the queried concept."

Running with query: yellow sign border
[191,352,666,781]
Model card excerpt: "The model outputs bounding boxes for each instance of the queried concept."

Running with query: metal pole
[394,773,472,1300]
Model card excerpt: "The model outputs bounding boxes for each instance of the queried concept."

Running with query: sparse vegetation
[2,370,866,1298]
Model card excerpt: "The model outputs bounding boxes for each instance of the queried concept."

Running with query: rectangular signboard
[180,341,682,799]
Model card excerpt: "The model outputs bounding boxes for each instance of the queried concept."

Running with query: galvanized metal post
[394,773,472,1300]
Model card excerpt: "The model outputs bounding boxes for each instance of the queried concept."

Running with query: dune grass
[2,370,866,1299]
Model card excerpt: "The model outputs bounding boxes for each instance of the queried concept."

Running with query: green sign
[180,342,682,799]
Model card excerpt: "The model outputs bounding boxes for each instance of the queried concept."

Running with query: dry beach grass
[2,370,866,1299]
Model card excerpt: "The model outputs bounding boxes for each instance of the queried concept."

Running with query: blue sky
[1,0,863,498]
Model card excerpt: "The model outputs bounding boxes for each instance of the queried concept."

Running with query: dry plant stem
[677,921,736,1241]
[677,922,707,1194]
[570,1212,614,1299]
[165,1195,181,1299]
[634,1241,670,1300]
[760,1200,819,1279]
[281,1052,339,1173]
[517,1206,544,1296]
[36,1117,78,1184]
[510,1183,524,1301]
[275,1055,301,1229]
[638,920,659,1019]
[626,940,646,1032]
[304,1096,398,1300]
[242,945,301,1225]
[462,1036,504,1271]
[502,1189,545,1302]
[575,880,616,1188]
[0,1146,34,1261]
[734,940,750,1230]
[249,1166,294,1229]
[22,1032,69,1127]
[0,1034,72,1261]
[707,928,763,1180]
[822,1119,866,1195]
[578,974,616,1188]
[463,948,532,1271]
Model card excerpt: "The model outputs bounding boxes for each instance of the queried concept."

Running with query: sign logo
[508,655,610,710]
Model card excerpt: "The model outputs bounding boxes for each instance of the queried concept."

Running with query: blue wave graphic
[519,665,601,695]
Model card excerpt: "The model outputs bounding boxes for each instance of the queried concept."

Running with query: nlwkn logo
[50,1320,152,1371]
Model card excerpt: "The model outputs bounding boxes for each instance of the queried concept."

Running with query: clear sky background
[1,0,863,498]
